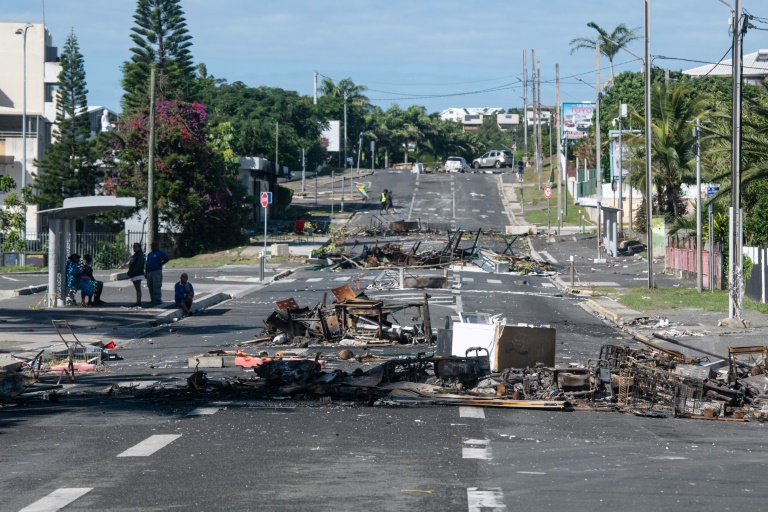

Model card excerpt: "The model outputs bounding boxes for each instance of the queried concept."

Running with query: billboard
[562,102,596,140]
[321,120,340,152]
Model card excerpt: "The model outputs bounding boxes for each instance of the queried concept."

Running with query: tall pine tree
[121,0,196,111]
[34,30,97,208]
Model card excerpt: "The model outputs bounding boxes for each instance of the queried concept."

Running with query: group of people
[379,189,396,214]
[126,241,194,315]
[65,254,105,306]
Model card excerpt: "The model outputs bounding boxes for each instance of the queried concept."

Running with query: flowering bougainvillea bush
[103,99,250,255]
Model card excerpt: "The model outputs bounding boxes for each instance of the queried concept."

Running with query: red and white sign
[544,186,552,199]
[260,191,272,208]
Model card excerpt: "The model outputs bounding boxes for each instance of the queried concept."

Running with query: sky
[5,0,768,114]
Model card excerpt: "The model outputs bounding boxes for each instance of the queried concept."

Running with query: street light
[15,23,33,267]
[604,5,654,289]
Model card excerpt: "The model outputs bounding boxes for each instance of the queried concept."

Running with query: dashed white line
[1,275,20,281]
[187,407,219,416]
[487,279,502,284]
[20,488,93,512]
[457,209,466,212]
[487,210,495,213]
[428,208,436,211]
[541,282,555,288]
[472,209,480,212]
[462,438,492,460]
[466,487,506,511]
[462,277,475,282]
[517,471,547,475]
[306,277,323,282]
[459,407,485,419]
[117,434,181,457]
[334,276,351,281]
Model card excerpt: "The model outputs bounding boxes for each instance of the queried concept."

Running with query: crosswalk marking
[541,282,555,288]
[472,209,480,212]
[487,279,502,284]
[306,277,323,282]
[20,488,93,512]
[333,276,351,281]
[487,210,495,213]
[462,277,474,282]
[466,488,506,511]
[459,407,485,419]
[117,434,181,457]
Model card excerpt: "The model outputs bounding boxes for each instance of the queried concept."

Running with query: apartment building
[0,21,60,234]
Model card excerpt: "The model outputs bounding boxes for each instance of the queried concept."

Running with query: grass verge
[0,265,47,273]
[612,286,768,315]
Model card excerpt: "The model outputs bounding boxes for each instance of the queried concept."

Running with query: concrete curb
[151,292,233,326]
[110,271,129,281]
[584,297,647,326]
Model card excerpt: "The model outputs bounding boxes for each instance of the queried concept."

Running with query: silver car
[444,156,469,173]
[472,150,514,169]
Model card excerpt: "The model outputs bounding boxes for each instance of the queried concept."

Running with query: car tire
[494,161,502,169]
[473,162,481,170]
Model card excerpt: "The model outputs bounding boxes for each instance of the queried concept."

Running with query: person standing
[380,188,388,215]
[127,243,146,307]
[387,190,395,214]
[145,241,170,305]
[174,273,195,317]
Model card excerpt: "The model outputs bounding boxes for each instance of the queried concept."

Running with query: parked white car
[444,156,469,173]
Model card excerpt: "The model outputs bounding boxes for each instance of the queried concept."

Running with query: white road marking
[117,434,181,457]
[462,438,492,460]
[462,277,474,282]
[306,277,323,282]
[20,488,93,512]
[472,209,480,212]
[487,210,495,214]
[487,279,502,284]
[428,208,436,211]
[517,471,547,475]
[459,407,485,419]
[187,407,219,416]
[2,275,20,281]
[413,208,422,211]
[541,282,555,288]
[539,250,558,263]
[334,276,351,281]
[457,209,466,212]
[279,278,296,283]
[466,487,506,511]
[443,208,451,211]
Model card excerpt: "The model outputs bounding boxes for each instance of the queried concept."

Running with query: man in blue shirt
[145,241,170,305]
[174,273,195,317]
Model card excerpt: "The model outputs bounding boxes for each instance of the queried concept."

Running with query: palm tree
[626,82,709,218]
[570,22,641,85]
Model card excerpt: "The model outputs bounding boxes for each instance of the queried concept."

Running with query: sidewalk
[532,232,768,363]
[0,267,275,362]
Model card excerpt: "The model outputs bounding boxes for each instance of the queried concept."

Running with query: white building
[0,22,61,234]
[683,49,768,86]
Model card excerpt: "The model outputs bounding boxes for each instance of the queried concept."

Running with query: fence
[664,237,723,290]
[1,230,147,270]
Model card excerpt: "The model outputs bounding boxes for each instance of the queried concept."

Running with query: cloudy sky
[5,0,767,113]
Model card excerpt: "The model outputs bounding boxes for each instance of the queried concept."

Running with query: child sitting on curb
[174,273,195,317]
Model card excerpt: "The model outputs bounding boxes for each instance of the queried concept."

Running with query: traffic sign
[260,191,273,207]
[544,186,552,199]
[706,186,719,196]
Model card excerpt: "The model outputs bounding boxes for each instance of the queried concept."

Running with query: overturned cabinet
[448,313,555,372]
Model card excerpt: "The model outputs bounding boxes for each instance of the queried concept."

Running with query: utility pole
[645,0,654,288]
[343,91,348,168]
[147,65,156,248]
[618,102,626,235]
[531,50,538,185]
[301,147,306,194]
[596,44,602,260]
[275,121,279,176]
[695,119,703,292]
[730,0,744,318]
[556,64,562,231]
[313,71,317,105]
[537,60,543,190]
[523,49,528,166]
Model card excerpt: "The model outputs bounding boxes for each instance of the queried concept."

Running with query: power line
[317,71,524,87]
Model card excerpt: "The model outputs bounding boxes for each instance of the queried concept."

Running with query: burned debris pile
[257,284,433,347]
[309,228,554,273]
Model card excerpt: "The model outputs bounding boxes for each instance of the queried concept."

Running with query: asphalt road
[3,170,768,510]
